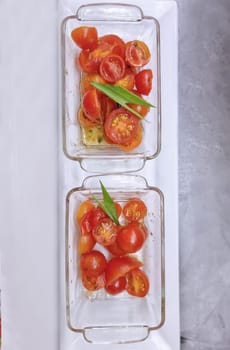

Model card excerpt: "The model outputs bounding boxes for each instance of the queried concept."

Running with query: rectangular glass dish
[61,3,161,172]
[65,174,165,344]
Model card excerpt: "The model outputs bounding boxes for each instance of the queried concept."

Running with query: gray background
[178,0,230,349]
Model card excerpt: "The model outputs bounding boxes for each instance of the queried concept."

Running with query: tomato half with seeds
[119,125,143,151]
[93,218,118,246]
[135,69,153,96]
[78,49,100,74]
[81,272,105,291]
[105,256,143,286]
[105,276,126,295]
[125,40,151,67]
[117,222,147,254]
[99,55,125,83]
[126,268,149,297]
[80,250,107,277]
[104,108,140,146]
[123,198,147,222]
[71,26,98,50]
[82,89,103,124]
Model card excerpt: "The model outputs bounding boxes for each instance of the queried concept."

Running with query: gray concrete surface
[178,0,230,349]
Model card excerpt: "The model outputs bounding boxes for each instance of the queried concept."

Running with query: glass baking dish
[61,3,161,172]
[65,174,165,344]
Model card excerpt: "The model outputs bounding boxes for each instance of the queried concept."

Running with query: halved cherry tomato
[106,238,126,256]
[78,108,98,128]
[101,95,117,119]
[99,55,125,83]
[78,233,96,255]
[76,200,94,223]
[99,34,125,48]
[82,89,103,124]
[117,222,147,253]
[80,73,106,94]
[105,256,143,286]
[89,206,107,228]
[80,250,107,277]
[81,272,105,291]
[115,69,135,90]
[104,107,140,146]
[119,125,143,151]
[126,268,149,297]
[78,49,100,74]
[71,26,98,50]
[105,276,126,295]
[93,218,118,246]
[123,198,147,222]
[128,90,150,118]
[135,69,153,96]
[125,40,151,67]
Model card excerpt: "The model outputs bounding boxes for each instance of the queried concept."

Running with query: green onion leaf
[90,82,155,120]
[92,181,120,226]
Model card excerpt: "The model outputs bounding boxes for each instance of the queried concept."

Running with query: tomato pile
[71,26,153,150]
[76,198,150,297]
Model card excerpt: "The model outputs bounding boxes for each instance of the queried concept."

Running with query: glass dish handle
[77,3,143,21]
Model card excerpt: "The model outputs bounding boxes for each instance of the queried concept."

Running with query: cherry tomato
[76,200,94,223]
[125,40,151,67]
[104,107,140,146]
[99,34,125,48]
[99,55,125,83]
[78,233,96,255]
[93,218,118,246]
[105,276,126,295]
[78,49,100,74]
[106,239,126,256]
[80,211,93,235]
[126,268,149,297]
[71,26,98,50]
[114,202,122,218]
[78,108,98,128]
[80,250,107,277]
[89,206,107,228]
[123,198,147,222]
[119,125,143,151]
[80,73,105,94]
[101,95,117,119]
[117,222,147,253]
[105,256,143,286]
[115,69,135,90]
[82,89,103,124]
[81,272,105,291]
[135,69,153,96]
[128,90,150,118]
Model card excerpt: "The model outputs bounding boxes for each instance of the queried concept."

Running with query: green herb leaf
[90,82,155,120]
[92,181,119,225]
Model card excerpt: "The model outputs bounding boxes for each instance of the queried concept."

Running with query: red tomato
[115,69,135,90]
[114,202,122,218]
[125,40,151,67]
[93,218,118,246]
[105,276,126,295]
[78,49,100,74]
[135,69,153,96]
[104,107,140,146]
[126,268,149,297]
[80,250,107,277]
[80,211,93,235]
[71,26,98,50]
[76,200,94,223]
[89,206,107,228]
[99,55,125,83]
[82,89,103,124]
[119,125,143,151]
[128,90,150,118]
[117,222,146,253]
[80,73,106,94]
[81,272,105,291]
[78,233,96,255]
[123,198,147,222]
[101,95,117,119]
[99,34,125,48]
[105,256,143,286]
[106,239,126,256]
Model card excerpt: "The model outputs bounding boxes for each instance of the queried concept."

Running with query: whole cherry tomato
[135,69,153,96]
[71,26,98,50]
[126,268,149,297]
[104,107,140,146]
[93,218,118,246]
[105,276,126,295]
[123,198,147,222]
[80,250,107,277]
[117,222,147,253]
[78,233,96,255]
